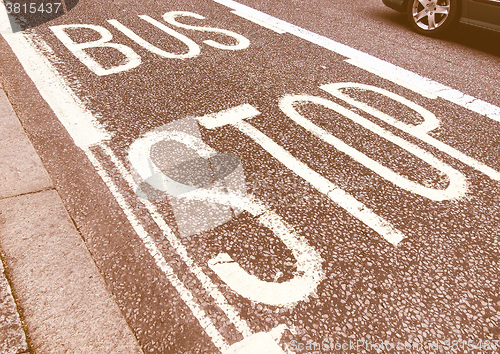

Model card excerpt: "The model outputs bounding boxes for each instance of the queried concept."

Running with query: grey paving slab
[0,257,28,354]
[0,190,143,353]
[0,89,53,199]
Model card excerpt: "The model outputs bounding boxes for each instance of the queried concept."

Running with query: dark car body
[383,0,500,32]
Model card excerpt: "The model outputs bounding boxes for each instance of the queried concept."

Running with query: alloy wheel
[411,0,451,31]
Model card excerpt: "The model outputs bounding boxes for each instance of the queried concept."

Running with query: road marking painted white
[175,187,324,306]
[197,105,405,246]
[323,83,500,181]
[0,10,238,350]
[50,24,142,76]
[280,94,468,200]
[127,129,323,306]
[108,16,200,59]
[345,59,437,100]
[48,11,249,76]
[85,147,229,352]
[212,0,500,123]
[224,327,287,353]
[0,31,110,147]
[3,0,497,349]
[231,10,287,34]
[163,11,250,51]
[198,104,261,129]
[128,129,217,195]
[102,143,254,338]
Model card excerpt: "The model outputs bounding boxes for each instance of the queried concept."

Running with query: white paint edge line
[0,8,111,148]
[345,59,437,100]
[231,10,286,34]
[0,1,12,33]
[212,0,500,123]
[85,148,229,352]
[99,143,254,338]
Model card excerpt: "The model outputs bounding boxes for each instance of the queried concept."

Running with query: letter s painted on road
[163,11,250,51]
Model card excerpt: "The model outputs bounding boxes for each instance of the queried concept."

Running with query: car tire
[406,0,460,36]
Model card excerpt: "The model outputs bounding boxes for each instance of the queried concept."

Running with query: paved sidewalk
[0,80,143,352]
[0,252,28,353]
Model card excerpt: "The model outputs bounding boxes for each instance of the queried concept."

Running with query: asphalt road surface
[1,0,499,352]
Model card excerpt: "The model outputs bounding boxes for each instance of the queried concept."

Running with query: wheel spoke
[415,9,428,22]
[435,5,450,14]
[418,0,428,6]
[428,12,436,29]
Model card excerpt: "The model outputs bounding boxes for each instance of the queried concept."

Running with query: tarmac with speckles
[0,0,498,352]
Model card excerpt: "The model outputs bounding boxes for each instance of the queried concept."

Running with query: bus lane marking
[49,11,251,76]
[127,128,325,307]
[0,7,253,350]
[279,94,468,201]
[2,1,499,351]
[0,7,290,350]
[102,141,254,337]
[100,141,294,351]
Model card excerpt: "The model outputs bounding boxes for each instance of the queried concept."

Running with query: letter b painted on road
[50,24,141,76]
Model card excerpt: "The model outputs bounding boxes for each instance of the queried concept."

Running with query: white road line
[198,104,261,129]
[345,59,437,100]
[3,0,497,349]
[99,143,254,338]
[85,148,229,352]
[0,8,111,147]
[0,17,249,350]
[0,7,249,350]
[197,105,405,246]
[231,10,287,34]
[212,0,500,123]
